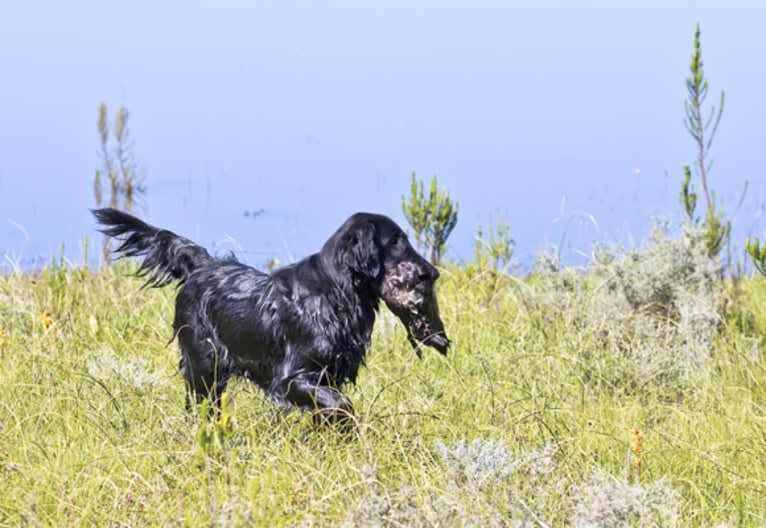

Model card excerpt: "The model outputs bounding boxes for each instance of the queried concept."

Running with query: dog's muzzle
[381,261,450,357]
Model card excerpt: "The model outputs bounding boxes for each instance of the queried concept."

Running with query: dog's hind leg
[181,362,230,416]
[178,337,231,417]
[280,376,354,424]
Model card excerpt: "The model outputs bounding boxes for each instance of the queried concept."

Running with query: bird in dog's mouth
[381,261,450,357]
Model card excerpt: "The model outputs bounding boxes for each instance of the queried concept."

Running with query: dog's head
[322,213,450,356]
[380,257,450,357]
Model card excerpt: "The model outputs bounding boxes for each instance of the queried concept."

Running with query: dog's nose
[418,263,439,281]
[428,333,450,355]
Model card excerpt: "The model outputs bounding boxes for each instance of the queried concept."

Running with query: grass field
[2,231,766,526]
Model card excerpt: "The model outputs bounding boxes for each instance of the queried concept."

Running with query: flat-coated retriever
[93,208,449,421]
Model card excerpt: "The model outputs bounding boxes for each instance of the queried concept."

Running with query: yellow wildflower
[41,309,54,329]
[0,325,6,348]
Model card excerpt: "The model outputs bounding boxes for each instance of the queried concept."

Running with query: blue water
[1,2,764,272]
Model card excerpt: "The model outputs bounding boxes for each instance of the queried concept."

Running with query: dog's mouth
[381,267,450,357]
[406,318,450,355]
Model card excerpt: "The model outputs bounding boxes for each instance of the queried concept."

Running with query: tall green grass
[1,257,765,526]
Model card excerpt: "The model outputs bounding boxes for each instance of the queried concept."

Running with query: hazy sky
[1,1,764,270]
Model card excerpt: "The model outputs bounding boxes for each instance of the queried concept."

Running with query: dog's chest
[309,304,375,384]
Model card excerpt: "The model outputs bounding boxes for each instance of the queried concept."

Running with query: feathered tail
[92,208,212,287]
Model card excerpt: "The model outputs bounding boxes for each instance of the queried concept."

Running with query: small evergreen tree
[401,173,430,253]
[401,172,458,265]
[680,24,730,260]
[474,216,514,271]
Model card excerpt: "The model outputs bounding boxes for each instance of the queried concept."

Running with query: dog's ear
[337,221,381,279]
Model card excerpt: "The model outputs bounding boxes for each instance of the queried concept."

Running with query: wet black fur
[93,208,444,420]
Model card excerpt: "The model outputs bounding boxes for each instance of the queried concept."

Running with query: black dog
[93,208,449,421]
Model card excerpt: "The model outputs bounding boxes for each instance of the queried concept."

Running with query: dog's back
[173,260,281,394]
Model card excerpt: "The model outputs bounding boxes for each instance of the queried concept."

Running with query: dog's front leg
[282,376,354,424]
